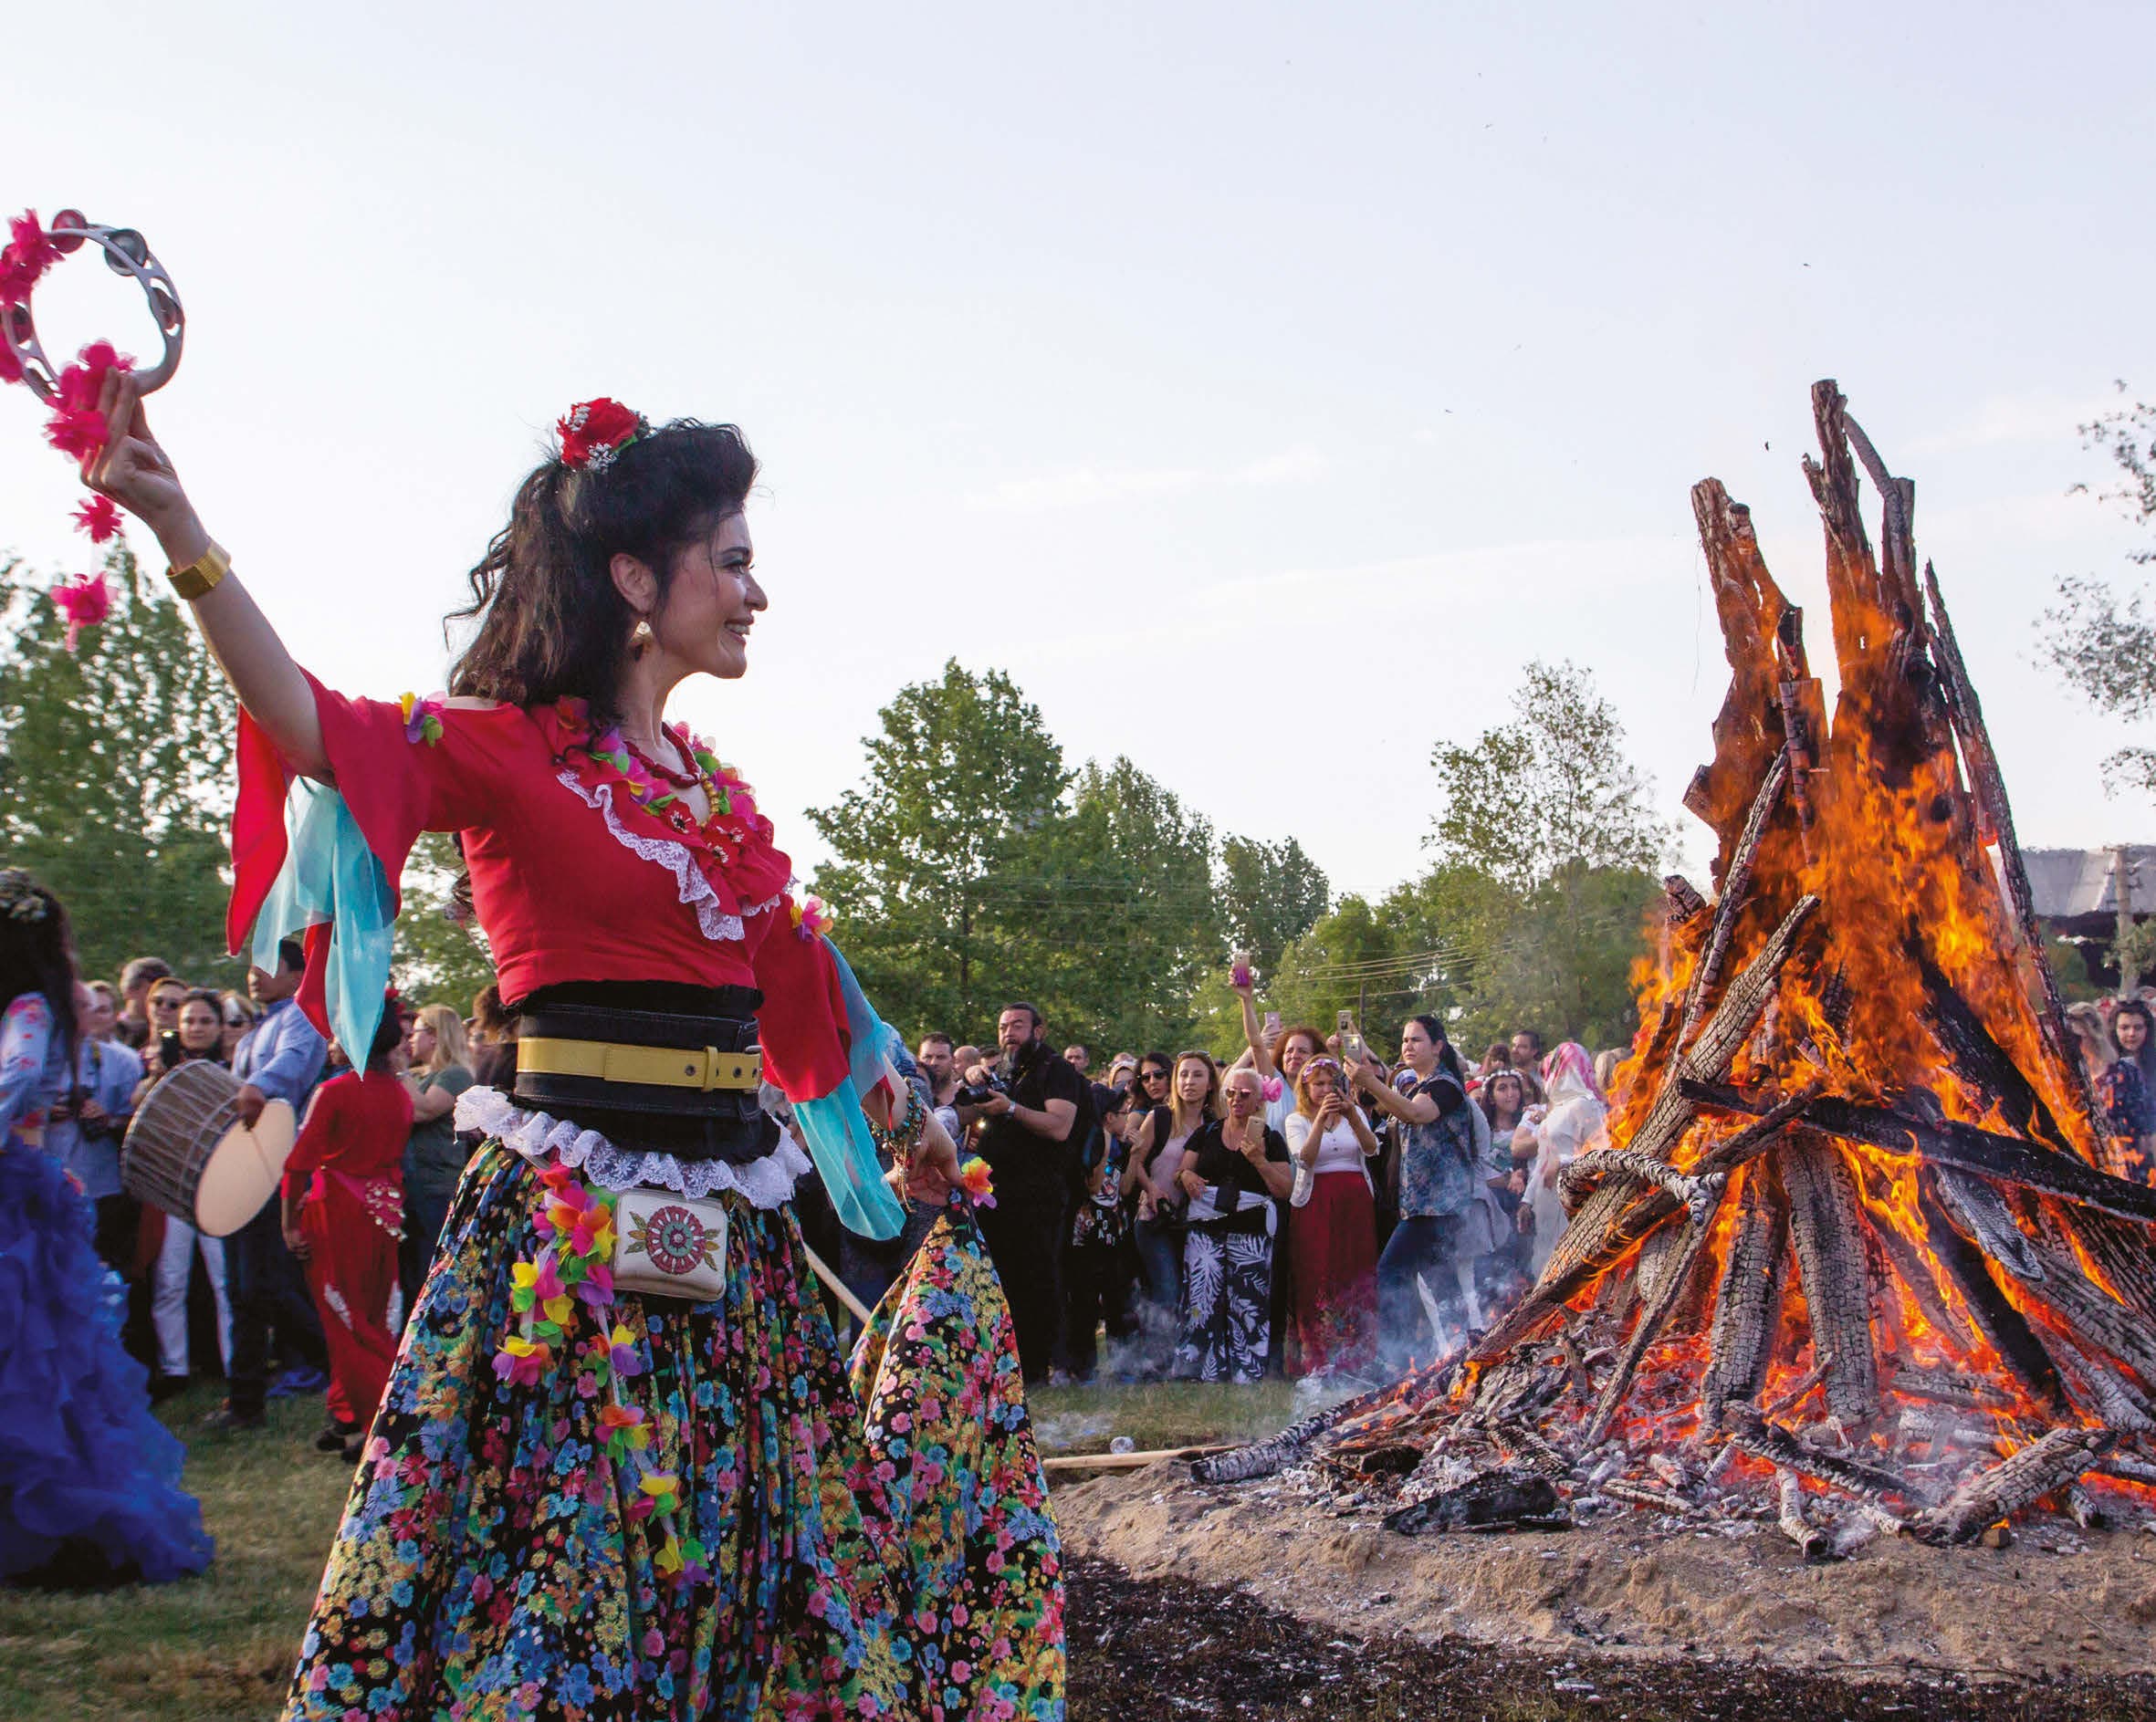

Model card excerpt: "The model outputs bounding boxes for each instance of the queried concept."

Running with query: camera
[953,1071,1008,1108]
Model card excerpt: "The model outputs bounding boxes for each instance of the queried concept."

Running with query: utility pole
[2113,845,2139,996]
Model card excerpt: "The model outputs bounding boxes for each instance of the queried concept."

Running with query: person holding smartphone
[1282,1056,1380,1375]
[1171,1066,1293,1382]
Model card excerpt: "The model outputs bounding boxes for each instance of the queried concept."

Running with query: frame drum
[120,1059,298,1237]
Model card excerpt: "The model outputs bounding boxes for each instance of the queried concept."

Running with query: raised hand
[81,372,201,553]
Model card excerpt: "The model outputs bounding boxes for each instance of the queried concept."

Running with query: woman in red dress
[281,1000,412,1461]
[82,379,1063,1720]
[1282,1057,1380,1375]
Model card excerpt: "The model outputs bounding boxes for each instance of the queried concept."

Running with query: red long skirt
[1287,1169,1377,1376]
[299,1185,401,1427]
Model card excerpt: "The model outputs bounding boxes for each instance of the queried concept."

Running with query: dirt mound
[1057,1461,2156,1681]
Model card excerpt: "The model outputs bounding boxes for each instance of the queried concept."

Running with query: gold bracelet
[166,540,230,601]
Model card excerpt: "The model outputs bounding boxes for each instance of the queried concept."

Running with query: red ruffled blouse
[232,677,857,1103]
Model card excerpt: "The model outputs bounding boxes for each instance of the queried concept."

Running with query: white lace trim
[455,1084,811,1205]
[554,770,744,943]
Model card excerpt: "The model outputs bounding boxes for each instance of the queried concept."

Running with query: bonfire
[1198,383,2156,1558]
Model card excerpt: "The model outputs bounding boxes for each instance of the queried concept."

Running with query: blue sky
[5,2,2152,902]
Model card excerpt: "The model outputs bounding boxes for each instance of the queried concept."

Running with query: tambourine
[1,210,183,402]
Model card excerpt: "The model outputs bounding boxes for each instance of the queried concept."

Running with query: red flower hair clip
[555,398,649,473]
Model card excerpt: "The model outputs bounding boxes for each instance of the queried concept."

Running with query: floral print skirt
[286,1142,1063,1721]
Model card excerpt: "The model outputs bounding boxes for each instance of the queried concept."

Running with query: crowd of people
[37,925,2156,1441]
[845,985,1623,1390]
[40,942,515,1464]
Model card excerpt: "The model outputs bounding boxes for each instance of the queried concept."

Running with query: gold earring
[631,617,654,653]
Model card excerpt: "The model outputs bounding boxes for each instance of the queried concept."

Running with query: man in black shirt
[965,1002,1091,1382]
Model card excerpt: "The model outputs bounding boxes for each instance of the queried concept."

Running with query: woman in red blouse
[82,381,1062,1719]
[281,998,412,1460]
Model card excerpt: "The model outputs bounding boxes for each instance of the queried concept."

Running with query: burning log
[1922,561,2105,1141]
[1779,1131,1880,1424]
[1191,1379,1406,1484]
[1584,1181,1725,1446]
[1909,1427,2116,1545]
[1887,1366,2019,1413]
[1723,1407,1931,1507]
[1680,752,1789,1039]
[1470,898,1816,1366]
[1558,1148,1716,1216]
[1190,384,2156,1556]
[1701,1158,1791,1423]
[1681,1080,2156,1227]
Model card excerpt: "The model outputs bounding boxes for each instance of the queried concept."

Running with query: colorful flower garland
[493,1162,713,1585]
[493,1151,995,1590]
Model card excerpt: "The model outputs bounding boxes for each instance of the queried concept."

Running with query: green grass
[0,1382,349,1722]
[0,1376,1294,1720]
[1028,1378,1305,1455]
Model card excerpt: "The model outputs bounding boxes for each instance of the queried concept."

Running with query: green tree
[805,660,1069,1040]
[1218,834,1329,975]
[2038,387,2156,801]
[1414,660,1664,1050]
[392,831,499,1011]
[1007,758,1222,1052]
[0,548,240,985]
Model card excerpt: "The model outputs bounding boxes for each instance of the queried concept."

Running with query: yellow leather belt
[517,1037,763,1093]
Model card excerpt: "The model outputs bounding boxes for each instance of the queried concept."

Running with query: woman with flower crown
[80,376,1063,1720]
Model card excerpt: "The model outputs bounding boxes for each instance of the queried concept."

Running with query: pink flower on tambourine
[45,341,132,460]
[72,495,122,543]
[555,397,647,471]
[52,571,110,652]
[958,1156,996,1208]
[5,212,58,281]
[0,211,58,308]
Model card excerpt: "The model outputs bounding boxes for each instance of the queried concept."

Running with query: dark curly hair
[447,418,759,731]
[0,872,78,1067]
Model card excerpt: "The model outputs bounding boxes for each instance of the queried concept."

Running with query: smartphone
[1262,1009,1282,1038]
[1335,1007,1366,1065]
[1230,949,1253,991]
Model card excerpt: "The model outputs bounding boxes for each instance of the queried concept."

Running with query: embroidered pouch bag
[613,1188,729,1302]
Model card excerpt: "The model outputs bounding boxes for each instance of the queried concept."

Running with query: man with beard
[916,1031,965,1153]
[963,1003,1091,1381]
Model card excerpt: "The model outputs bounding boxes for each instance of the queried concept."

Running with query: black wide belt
[510,1002,776,1165]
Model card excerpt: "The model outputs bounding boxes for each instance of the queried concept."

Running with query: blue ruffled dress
[0,992,213,1584]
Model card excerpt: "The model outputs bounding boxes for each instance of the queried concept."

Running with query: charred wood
[1910,1426,2116,1545]
[1929,1165,2045,1283]
[1724,1407,1930,1507]
[1923,561,2102,1140]
[1681,752,1789,1039]
[1915,950,2070,1154]
[1602,1480,1705,1518]
[1918,1177,2064,1406]
[1192,1379,1402,1483]
[1702,1158,1791,1423]
[1681,1080,2156,1227]
[1780,1130,1880,1423]
[1384,1467,1565,1536]
[1887,1366,2019,1413]
[1585,1183,1725,1448]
